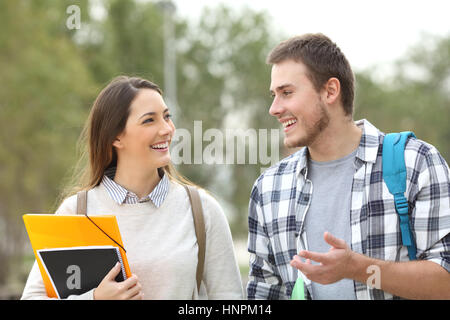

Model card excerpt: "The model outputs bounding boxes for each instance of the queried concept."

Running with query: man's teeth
[283,119,297,128]
[151,142,169,149]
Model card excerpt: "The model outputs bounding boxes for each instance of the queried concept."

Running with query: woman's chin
[153,153,171,168]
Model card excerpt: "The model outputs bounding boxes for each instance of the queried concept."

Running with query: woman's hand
[94,263,144,300]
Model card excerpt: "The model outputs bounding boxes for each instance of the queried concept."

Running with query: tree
[355,34,450,160]
[0,0,97,291]
[174,5,281,237]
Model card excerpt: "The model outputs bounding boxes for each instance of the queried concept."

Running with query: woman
[21,76,243,300]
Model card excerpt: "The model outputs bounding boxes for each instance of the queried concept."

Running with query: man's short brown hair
[267,33,355,116]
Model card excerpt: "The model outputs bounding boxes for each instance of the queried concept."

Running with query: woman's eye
[143,118,154,124]
[165,114,172,120]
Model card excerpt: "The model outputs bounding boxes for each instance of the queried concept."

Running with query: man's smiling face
[269,59,330,148]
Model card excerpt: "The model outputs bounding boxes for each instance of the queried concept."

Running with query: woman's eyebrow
[139,108,169,119]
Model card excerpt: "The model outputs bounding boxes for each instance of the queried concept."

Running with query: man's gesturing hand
[290,232,356,285]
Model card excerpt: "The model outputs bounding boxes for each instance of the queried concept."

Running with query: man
[247,33,450,300]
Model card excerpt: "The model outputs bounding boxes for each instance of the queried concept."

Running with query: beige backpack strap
[184,185,206,294]
[76,189,127,252]
[76,190,88,215]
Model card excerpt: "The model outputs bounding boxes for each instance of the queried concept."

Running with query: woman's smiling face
[113,88,175,170]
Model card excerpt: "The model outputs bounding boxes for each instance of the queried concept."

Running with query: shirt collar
[295,118,381,177]
[101,167,169,208]
[354,118,380,164]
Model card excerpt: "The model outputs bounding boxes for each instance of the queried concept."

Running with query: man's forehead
[270,60,307,91]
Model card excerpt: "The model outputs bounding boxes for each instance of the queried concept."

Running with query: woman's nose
[159,118,175,136]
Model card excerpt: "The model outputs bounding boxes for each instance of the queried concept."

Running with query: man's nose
[269,96,284,117]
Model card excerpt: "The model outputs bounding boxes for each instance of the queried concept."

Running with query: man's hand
[290,231,355,284]
[290,231,450,299]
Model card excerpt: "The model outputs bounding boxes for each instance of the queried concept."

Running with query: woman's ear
[112,137,122,149]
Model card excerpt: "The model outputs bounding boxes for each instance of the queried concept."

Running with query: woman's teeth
[151,142,169,149]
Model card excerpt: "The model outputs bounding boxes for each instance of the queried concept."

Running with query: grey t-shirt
[303,149,357,300]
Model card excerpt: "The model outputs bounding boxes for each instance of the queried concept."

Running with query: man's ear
[323,77,340,104]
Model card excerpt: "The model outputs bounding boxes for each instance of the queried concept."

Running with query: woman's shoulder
[196,188,223,214]
[170,181,223,213]
[55,193,78,215]
[54,187,103,215]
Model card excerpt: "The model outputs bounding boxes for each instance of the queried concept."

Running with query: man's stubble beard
[285,101,330,149]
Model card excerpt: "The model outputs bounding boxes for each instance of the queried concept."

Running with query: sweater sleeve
[199,190,244,299]
[20,195,95,300]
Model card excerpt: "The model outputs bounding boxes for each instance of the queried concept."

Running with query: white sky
[173,0,450,74]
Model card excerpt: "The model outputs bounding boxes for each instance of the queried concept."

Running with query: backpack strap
[184,185,206,294]
[76,190,126,252]
[76,190,88,215]
[382,131,417,260]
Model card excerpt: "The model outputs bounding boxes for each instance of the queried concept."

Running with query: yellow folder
[23,214,132,298]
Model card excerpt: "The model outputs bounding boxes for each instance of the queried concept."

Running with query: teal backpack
[291,131,417,300]
[382,132,417,261]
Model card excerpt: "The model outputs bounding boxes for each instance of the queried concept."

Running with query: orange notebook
[23,214,131,298]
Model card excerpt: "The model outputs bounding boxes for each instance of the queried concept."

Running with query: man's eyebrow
[139,108,169,119]
[269,83,294,93]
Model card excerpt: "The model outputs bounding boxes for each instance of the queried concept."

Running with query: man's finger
[298,250,329,263]
[290,255,319,275]
[324,232,347,249]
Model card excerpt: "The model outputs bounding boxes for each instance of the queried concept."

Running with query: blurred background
[0,0,449,299]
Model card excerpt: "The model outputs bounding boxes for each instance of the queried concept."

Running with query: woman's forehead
[129,89,167,116]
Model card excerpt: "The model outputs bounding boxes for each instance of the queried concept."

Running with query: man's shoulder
[375,132,449,188]
[403,136,435,155]
[404,136,448,172]
[381,133,443,169]
[252,148,305,190]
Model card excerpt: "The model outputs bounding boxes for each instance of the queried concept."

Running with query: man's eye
[283,91,292,96]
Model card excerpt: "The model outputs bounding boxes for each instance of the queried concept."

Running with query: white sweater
[21,181,244,300]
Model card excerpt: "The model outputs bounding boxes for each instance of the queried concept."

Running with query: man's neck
[308,118,362,162]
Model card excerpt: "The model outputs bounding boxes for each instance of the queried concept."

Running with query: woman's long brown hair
[57,76,199,207]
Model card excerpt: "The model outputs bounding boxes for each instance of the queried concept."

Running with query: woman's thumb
[105,262,122,281]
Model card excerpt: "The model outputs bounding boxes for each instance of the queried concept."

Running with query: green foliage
[0,0,97,287]
[355,35,450,159]
[174,5,279,236]
[79,0,165,84]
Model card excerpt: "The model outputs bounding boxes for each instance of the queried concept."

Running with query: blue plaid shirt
[247,119,450,300]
